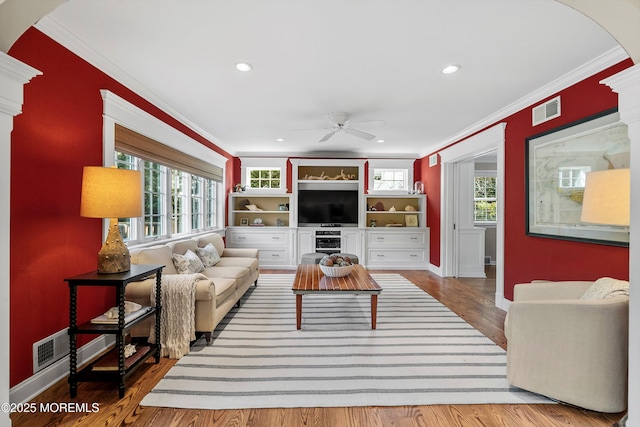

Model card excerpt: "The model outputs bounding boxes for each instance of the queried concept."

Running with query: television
[297,189,359,227]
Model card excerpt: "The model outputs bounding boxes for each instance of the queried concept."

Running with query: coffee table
[292,264,382,329]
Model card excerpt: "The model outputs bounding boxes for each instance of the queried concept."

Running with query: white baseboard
[10,335,114,404]
[428,263,443,276]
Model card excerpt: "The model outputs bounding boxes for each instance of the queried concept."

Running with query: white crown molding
[35,15,231,154]
[0,51,41,116]
[421,45,630,158]
[235,150,419,159]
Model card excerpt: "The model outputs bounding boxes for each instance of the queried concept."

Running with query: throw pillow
[172,250,205,274]
[196,243,221,267]
[580,277,630,300]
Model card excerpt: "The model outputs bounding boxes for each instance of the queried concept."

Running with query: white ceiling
[35,0,624,159]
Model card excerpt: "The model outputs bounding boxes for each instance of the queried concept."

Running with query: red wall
[419,59,633,300]
[8,28,234,387]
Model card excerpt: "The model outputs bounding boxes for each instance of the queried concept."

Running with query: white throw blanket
[149,273,207,359]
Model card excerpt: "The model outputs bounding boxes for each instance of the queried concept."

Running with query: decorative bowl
[319,264,354,277]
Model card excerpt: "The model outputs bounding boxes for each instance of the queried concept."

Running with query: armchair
[505,280,629,413]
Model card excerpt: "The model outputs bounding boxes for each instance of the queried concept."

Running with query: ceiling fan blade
[350,119,385,127]
[344,128,375,141]
[288,126,329,132]
[319,130,337,143]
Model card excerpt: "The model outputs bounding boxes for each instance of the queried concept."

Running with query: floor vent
[33,329,69,373]
[532,96,561,126]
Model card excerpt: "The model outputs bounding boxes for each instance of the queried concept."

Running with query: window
[240,157,288,193]
[373,169,407,191]
[367,159,414,194]
[474,176,497,222]
[115,151,220,244]
[558,166,590,189]
[247,167,281,189]
[171,169,187,234]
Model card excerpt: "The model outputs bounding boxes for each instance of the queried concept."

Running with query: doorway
[439,123,507,310]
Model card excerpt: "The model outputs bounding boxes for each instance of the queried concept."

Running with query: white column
[0,51,41,425]
[602,63,640,427]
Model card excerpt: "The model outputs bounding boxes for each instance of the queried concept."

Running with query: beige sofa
[505,280,628,413]
[125,232,259,343]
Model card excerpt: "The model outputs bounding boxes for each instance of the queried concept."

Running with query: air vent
[429,154,439,167]
[532,96,561,126]
[33,329,69,373]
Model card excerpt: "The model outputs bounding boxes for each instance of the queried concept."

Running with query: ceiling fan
[291,112,383,143]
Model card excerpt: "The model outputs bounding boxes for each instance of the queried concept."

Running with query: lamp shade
[80,166,143,218]
[580,168,630,226]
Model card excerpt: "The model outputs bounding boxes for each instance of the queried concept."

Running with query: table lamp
[580,168,630,427]
[80,166,143,273]
[580,168,630,227]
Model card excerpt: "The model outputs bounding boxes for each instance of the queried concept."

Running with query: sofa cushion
[580,277,630,300]
[215,257,259,273]
[196,243,221,267]
[172,250,205,274]
[131,245,178,275]
[195,233,225,256]
[169,239,199,256]
[203,265,250,282]
[211,278,237,306]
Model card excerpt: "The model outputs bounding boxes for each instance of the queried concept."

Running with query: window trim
[102,90,227,243]
[474,171,497,224]
[367,159,414,195]
[240,157,288,194]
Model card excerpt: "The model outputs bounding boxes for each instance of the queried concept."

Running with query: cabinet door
[342,229,362,257]
[297,229,314,259]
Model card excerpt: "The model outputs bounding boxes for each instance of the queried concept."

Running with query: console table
[65,264,163,398]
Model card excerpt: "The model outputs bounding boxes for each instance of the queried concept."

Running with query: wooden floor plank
[10,268,625,426]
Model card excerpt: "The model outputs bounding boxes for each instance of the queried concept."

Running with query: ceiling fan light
[442,64,461,74]
[235,62,253,72]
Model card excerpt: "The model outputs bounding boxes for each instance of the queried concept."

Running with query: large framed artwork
[526,109,629,247]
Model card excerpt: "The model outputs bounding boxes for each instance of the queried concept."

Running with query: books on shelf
[92,346,150,371]
[90,306,152,324]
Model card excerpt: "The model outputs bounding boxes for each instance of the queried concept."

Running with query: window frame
[367,159,414,195]
[240,157,288,194]
[102,90,227,246]
[473,172,498,224]
[115,152,220,245]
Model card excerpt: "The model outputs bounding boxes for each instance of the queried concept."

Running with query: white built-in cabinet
[226,159,430,269]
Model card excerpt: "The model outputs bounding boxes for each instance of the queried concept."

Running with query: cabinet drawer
[229,231,289,245]
[259,249,289,265]
[367,231,426,246]
[367,249,427,267]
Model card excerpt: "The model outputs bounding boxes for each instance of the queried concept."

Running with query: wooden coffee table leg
[296,294,302,330]
[371,294,378,329]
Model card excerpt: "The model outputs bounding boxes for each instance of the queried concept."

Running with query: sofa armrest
[505,296,628,412]
[513,281,593,302]
[222,247,259,258]
[125,276,215,303]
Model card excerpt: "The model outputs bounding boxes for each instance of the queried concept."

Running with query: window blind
[115,124,223,181]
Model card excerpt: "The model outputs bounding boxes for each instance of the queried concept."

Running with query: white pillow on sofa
[580,277,629,300]
[196,243,221,267]
[172,250,205,274]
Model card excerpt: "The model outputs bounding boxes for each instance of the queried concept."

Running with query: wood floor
[11,269,625,427]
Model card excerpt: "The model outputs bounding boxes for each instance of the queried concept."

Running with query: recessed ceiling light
[442,64,461,74]
[376,139,385,143]
[235,62,253,72]
[276,138,284,142]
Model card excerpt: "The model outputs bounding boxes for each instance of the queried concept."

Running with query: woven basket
[319,264,354,277]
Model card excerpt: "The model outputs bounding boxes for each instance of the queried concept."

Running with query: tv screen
[298,190,359,226]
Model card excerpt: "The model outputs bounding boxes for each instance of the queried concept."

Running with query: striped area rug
[140,274,552,409]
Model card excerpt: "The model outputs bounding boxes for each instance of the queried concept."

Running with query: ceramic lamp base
[97,218,130,274]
